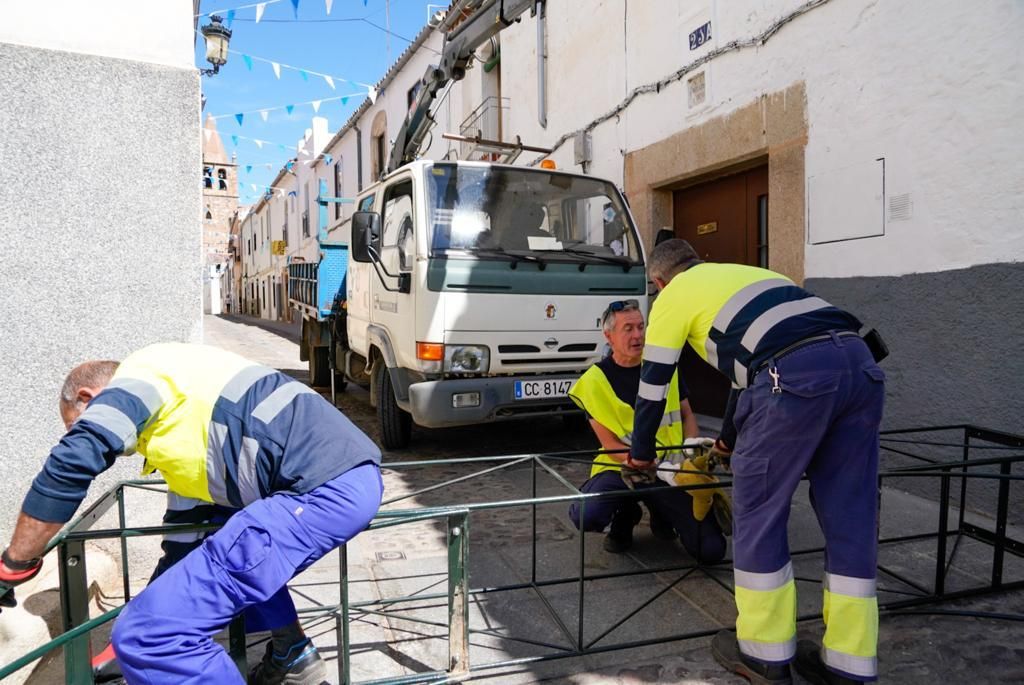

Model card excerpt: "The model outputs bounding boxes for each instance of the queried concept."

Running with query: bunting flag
[225,9,236,28]
[271,62,281,79]
[324,154,333,165]
[278,144,287,152]
[235,113,244,126]
[255,2,267,23]
[286,161,295,172]
[260,110,269,122]
[285,104,294,115]
[341,96,348,105]
[325,0,333,15]
[254,139,264,149]
[368,86,378,104]
[324,75,335,90]
[290,0,300,18]
[265,163,274,169]
[312,100,321,113]
[231,135,239,146]
[243,54,253,71]
[299,69,309,82]
[245,165,253,173]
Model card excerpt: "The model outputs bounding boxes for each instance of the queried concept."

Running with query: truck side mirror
[351,211,381,263]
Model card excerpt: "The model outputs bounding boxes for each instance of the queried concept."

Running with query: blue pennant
[243,54,253,71]
[231,135,239,146]
[235,113,244,126]
[324,154,333,165]
[291,0,300,18]
[225,9,235,28]
[286,104,295,115]
[245,165,252,173]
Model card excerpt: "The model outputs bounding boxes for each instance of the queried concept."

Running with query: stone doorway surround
[624,82,808,283]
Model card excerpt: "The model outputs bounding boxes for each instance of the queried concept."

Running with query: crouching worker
[0,343,383,685]
[567,299,727,563]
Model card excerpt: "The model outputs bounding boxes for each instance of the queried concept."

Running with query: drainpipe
[536,0,547,129]
[355,126,364,192]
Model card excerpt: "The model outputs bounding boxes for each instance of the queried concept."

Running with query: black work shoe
[711,630,792,684]
[649,509,677,541]
[603,503,642,553]
[794,640,866,684]
[248,639,327,685]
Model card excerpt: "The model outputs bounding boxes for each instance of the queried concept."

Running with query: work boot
[649,509,677,541]
[711,630,792,684]
[794,640,866,684]
[92,643,125,684]
[248,639,327,685]
[603,503,642,553]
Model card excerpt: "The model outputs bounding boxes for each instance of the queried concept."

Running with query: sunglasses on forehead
[601,299,640,323]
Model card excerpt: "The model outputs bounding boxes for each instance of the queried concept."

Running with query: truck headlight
[445,345,489,374]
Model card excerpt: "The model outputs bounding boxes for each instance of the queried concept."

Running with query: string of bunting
[197,1,360,21]
[209,90,369,125]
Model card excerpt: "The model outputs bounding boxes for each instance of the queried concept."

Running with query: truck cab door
[372,178,417,363]
[346,193,378,357]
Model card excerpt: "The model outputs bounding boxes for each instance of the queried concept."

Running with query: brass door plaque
[697,221,718,235]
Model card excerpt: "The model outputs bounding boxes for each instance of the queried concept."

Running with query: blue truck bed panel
[287,242,348,320]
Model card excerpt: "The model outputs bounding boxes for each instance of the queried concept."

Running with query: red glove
[0,548,43,611]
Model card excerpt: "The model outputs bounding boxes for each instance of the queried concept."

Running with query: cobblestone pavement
[192,315,1024,683]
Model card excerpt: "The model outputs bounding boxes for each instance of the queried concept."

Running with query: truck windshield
[426,163,642,264]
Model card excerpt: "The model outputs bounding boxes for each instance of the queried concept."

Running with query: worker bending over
[627,240,885,685]
[0,343,383,685]
[568,298,727,563]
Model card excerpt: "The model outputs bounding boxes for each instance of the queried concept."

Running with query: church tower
[202,114,238,266]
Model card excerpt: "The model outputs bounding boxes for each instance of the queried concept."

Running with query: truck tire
[377,366,412,449]
[308,345,330,387]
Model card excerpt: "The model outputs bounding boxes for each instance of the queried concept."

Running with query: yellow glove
[674,455,718,521]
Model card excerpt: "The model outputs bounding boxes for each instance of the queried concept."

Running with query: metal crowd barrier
[1,425,1021,683]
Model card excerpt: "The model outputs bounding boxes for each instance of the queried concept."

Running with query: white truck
[290,1,649,448]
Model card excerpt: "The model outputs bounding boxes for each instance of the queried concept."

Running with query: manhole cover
[375,550,407,561]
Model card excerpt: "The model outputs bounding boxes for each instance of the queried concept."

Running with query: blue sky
[196,0,437,204]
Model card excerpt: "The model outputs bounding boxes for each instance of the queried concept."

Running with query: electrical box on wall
[807,158,886,244]
[574,131,592,167]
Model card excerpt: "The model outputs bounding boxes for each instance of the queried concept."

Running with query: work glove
[620,461,657,489]
[655,451,733,535]
[707,438,733,473]
[0,548,44,613]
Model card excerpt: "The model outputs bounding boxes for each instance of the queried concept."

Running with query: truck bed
[287,242,348,321]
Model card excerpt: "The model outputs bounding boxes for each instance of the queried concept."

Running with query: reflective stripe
[705,338,719,368]
[620,432,633,446]
[713,278,791,331]
[659,410,682,428]
[825,572,876,598]
[822,647,878,678]
[236,436,262,505]
[637,380,667,402]
[643,344,680,365]
[735,563,794,591]
[206,422,230,506]
[734,360,748,388]
[79,404,138,453]
[166,492,207,512]
[163,530,205,544]
[252,381,317,424]
[107,377,164,416]
[740,297,831,352]
[220,365,276,403]
[738,638,796,662]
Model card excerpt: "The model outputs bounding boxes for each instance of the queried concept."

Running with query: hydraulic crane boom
[386,0,535,174]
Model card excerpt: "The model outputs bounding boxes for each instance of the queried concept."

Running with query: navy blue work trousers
[112,462,383,684]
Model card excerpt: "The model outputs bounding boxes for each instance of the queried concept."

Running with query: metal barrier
[1,425,1022,683]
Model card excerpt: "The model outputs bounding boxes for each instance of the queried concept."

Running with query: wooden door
[671,165,768,416]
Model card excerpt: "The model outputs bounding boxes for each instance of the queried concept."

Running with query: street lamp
[200,15,232,76]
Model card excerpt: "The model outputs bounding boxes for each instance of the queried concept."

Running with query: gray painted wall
[0,43,201,541]
[809,262,1024,523]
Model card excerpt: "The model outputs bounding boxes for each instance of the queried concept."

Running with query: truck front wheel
[308,345,330,387]
[377,366,412,450]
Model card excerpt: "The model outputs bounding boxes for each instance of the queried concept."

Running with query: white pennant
[271,62,281,79]
[260,110,269,122]
[312,100,322,113]
[203,128,213,141]
[325,0,333,15]
[368,86,378,104]
[323,75,335,90]
[251,183,259,192]
[265,163,273,169]
[255,2,266,23]
[254,139,264,149]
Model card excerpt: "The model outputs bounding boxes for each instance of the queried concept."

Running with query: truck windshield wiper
[471,246,547,270]
[556,247,635,272]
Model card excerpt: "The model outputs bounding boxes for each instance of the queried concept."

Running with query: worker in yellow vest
[0,343,383,685]
[568,299,727,562]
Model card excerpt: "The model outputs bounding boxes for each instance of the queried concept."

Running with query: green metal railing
[2,425,1023,683]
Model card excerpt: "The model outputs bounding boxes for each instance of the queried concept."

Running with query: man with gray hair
[628,239,885,685]
[1,343,383,685]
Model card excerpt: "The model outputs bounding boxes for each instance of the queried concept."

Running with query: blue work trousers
[730,333,884,679]
[112,462,383,684]
[569,471,726,564]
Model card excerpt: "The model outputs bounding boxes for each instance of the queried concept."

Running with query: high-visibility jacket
[568,363,684,478]
[631,263,860,461]
[23,343,381,522]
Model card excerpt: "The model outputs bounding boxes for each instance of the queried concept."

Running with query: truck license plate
[513,379,573,400]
